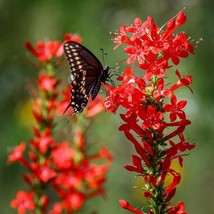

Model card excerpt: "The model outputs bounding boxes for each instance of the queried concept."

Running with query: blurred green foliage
[0,0,214,213]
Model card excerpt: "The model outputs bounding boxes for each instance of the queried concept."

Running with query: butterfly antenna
[100,48,108,67]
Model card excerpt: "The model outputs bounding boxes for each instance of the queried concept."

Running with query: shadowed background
[0,0,214,213]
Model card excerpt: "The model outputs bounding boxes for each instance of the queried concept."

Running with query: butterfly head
[101,65,110,81]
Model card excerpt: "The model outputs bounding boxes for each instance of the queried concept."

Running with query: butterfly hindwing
[70,72,88,113]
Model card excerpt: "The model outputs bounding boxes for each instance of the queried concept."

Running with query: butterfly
[63,41,110,114]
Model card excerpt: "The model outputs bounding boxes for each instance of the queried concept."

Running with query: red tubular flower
[97,146,113,162]
[53,171,82,190]
[164,170,181,196]
[11,191,35,214]
[124,155,144,173]
[105,10,196,214]
[34,162,56,182]
[63,33,82,43]
[10,33,112,214]
[56,85,73,115]
[51,142,74,170]
[84,164,108,188]
[170,70,193,92]
[164,94,187,122]
[25,40,61,62]
[48,202,63,214]
[62,192,85,211]
[167,201,188,214]
[8,142,26,164]
[85,95,105,117]
[119,200,145,214]
[38,73,58,92]
[161,11,186,42]
[25,33,82,62]
[121,130,151,166]
[31,128,55,154]
[103,66,145,115]
[139,105,163,130]
[144,191,154,199]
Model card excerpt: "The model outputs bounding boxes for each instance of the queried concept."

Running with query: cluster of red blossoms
[104,10,195,213]
[8,34,112,214]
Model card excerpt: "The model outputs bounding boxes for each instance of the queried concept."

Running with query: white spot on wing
[68,74,75,84]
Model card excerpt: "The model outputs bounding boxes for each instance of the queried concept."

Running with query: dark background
[0,0,214,213]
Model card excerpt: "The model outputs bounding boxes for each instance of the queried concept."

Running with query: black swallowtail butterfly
[63,41,110,114]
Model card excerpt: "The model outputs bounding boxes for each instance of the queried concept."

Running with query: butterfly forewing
[63,41,109,114]
[64,42,102,74]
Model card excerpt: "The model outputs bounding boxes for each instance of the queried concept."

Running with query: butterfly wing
[63,41,104,113]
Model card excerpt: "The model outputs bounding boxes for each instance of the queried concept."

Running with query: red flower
[164,170,181,196]
[97,146,113,162]
[31,129,55,154]
[38,73,58,92]
[25,40,61,62]
[33,162,56,182]
[54,171,82,189]
[56,85,73,115]
[124,155,144,173]
[104,66,145,115]
[63,33,82,43]
[25,33,82,62]
[12,32,112,214]
[63,192,85,210]
[113,11,194,81]
[167,201,188,214]
[49,202,63,214]
[85,95,105,117]
[51,142,74,170]
[170,70,193,92]
[84,164,108,188]
[105,10,196,213]
[8,142,26,163]
[164,94,187,122]
[119,200,145,214]
[11,191,35,214]
[139,105,163,130]
[153,78,172,102]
